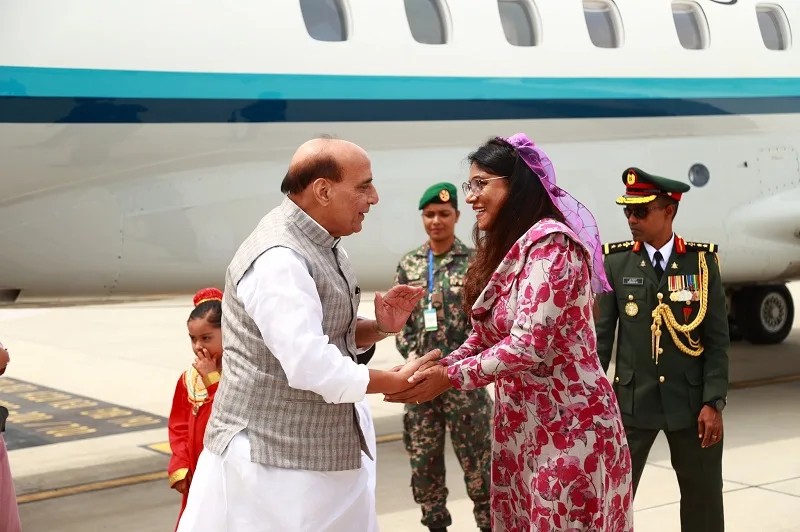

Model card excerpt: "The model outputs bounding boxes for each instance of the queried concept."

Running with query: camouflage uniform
[394,237,493,531]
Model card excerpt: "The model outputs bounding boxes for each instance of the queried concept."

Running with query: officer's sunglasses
[623,205,663,220]
[461,176,508,196]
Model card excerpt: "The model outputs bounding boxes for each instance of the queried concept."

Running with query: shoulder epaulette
[602,240,636,255]
[684,241,719,253]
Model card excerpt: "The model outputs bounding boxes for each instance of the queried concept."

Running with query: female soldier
[393,182,493,532]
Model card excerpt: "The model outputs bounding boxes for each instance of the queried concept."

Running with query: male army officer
[596,168,730,532]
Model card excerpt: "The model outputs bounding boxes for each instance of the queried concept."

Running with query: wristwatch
[705,398,726,412]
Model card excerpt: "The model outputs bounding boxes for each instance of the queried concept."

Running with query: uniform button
[659,376,665,383]
[614,377,619,383]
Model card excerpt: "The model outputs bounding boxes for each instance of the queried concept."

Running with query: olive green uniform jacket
[595,236,730,431]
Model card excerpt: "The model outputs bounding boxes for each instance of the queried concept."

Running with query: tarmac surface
[4,283,800,531]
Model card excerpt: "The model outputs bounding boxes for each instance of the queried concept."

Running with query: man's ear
[311,178,331,205]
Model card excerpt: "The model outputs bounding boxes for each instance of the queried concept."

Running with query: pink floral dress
[442,219,633,531]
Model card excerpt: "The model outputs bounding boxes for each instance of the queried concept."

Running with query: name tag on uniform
[423,308,438,331]
[623,277,644,286]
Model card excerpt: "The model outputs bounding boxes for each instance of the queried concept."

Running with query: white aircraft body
[1,0,799,344]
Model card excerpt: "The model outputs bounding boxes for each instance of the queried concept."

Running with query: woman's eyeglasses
[461,176,508,196]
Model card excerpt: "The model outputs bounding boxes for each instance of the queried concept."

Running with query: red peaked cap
[193,287,223,307]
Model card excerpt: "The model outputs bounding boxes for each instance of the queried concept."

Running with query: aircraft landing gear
[730,284,795,345]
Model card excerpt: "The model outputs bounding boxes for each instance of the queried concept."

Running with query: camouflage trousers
[402,386,493,529]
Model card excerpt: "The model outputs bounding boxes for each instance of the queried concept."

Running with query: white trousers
[356,399,379,531]
[177,398,378,532]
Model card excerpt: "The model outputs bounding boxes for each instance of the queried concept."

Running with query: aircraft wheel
[733,284,794,345]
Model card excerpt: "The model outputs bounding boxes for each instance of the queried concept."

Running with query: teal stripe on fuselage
[1,66,799,100]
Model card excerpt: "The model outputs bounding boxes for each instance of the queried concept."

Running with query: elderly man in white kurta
[177,138,439,532]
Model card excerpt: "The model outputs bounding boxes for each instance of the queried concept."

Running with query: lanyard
[428,248,435,309]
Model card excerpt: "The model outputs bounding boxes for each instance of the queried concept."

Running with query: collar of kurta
[281,196,341,249]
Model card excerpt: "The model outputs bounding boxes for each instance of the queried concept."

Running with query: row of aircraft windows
[299,0,793,52]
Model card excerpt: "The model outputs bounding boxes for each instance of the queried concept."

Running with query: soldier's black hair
[655,195,680,220]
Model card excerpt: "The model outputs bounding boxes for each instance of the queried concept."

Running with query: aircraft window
[583,0,623,48]
[299,0,349,42]
[688,163,710,187]
[671,1,709,50]
[405,0,449,44]
[497,0,540,46]
[756,4,792,50]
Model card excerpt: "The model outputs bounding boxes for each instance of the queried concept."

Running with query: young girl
[167,288,223,530]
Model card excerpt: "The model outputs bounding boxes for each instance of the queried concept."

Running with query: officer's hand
[698,406,723,448]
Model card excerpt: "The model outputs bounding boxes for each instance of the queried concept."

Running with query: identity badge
[423,308,438,331]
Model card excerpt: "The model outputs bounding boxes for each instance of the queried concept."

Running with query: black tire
[733,285,795,345]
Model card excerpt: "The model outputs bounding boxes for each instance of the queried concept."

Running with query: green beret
[616,167,691,205]
[418,182,458,210]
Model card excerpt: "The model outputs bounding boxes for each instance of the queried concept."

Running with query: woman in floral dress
[386,134,633,531]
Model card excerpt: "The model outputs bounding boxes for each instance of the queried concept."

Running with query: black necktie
[653,251,664,278]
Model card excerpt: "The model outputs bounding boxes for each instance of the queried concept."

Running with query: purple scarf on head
[498,133,612,295]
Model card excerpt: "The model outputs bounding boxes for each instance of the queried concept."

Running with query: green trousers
[626,425,725,532]
[402,386,493,529]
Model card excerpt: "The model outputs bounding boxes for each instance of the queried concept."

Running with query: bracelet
[375,322,400,337]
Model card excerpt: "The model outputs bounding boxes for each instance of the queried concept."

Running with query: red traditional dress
[442,219,634,531]
[168,366,220,530]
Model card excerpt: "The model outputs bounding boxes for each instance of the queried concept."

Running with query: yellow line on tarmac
[375,433,402,444]
[146,441,172,455]
[730,373,800,390]
[16,471,168,505]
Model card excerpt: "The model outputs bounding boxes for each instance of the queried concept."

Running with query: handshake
[381,349,452,404]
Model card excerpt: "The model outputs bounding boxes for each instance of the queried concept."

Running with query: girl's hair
[463,138,566,316]
[189,287,223,328]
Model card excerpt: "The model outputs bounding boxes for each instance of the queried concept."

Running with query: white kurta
[177,246,379,532]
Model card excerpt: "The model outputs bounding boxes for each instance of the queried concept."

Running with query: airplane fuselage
[1,0,799,341]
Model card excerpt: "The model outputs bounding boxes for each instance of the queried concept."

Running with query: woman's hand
[192,347,218,378]
[411,360,439,378]
[371,349,442,395]
[384,364,453,404]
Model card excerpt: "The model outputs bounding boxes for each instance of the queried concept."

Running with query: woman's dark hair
[189,287,223,328]
[463,138,566,316]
